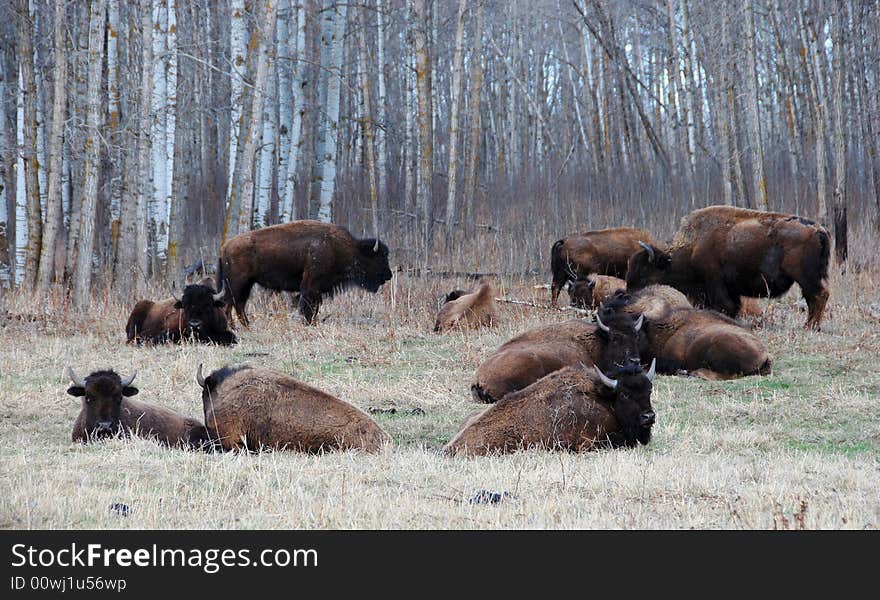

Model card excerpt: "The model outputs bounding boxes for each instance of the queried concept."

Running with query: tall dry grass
[1,258,879,529]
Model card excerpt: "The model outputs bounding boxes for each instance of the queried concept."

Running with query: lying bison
[550,227,663,307]
[68,368,208,447]
[434,281,497,333]
[471,307,644,404]
[625,206,830,329]
[218,220,393,326]
[196,364,390,453]
[609,287,771,380]
[567,275,626,310]
[445,360,656,456]
[126,278,236,345]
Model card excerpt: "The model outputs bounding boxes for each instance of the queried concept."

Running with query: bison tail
[815,227,831,282]
[550,239,566,283]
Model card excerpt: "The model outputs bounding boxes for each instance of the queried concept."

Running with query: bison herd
[69,205,829,458]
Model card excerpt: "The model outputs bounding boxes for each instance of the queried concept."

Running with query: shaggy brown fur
[446,363,655,456]
[470,308,644,404]
[68,369,208,448]
[434,282,497,332]
[125,280,235,345]
[218,220,393,326]
[550,227,663,307]
[198,365,390,453]
[608,288,771,380]
[567,275,627,309]
[625,206,830,329]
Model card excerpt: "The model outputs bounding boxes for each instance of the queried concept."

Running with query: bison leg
[298,291,322,325]
[706,278,741,318]
[802,283,829,330]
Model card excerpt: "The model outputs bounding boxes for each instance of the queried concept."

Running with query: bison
[125,279,236,346]
[68,368,209,448]
[445,360,656,457]
[217,220,393,326]
[567,275,627,310]
[434,281,497,333]
[550,227,663,307]
[625,206,830,329]
[470,306,645,404]
[196,364,391,453]
[608,287,771,380]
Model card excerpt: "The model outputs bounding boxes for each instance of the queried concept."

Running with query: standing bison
[125,278,236,345]
[445,361,656,457]
[625,206,830,329]
[217,220,393,325]
[550,227,663,307]
[471,307,645,404]
[68,368,208,448]
[196,364,390,453]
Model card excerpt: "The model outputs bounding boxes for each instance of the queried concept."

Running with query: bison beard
[217,221,393,326]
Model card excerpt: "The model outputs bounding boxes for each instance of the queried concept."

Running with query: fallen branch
[494,296,592,316]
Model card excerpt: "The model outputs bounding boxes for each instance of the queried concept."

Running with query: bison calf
[445,361,656,457]
[434,281,497,333]
[68,368,208,448]
[126,279,236,346]
[567,275,626,310]
[197,364,390,453]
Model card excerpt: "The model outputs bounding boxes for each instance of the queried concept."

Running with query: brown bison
[125,278,236,345]
[607,288,771,380]
[625,206,830,329]
[470,307,645,404]
[550,227,663,307]
[434,281,497,332]
[68,368,208,447]
[196,364,390,453]
[217,220,393,326]
[445,361,656,457]
[567,275,627,310]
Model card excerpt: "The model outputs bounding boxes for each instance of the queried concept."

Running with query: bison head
[354,239,393,292]
[568,279,595,309]
[67,368,138,440]
[593,307,645,373]
[173,283,227,335]
[625,242,672,290]
[594,359,656,447]
[444,289,467,304]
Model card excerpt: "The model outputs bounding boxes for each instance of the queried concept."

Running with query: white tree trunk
[255,17,278,228]
[36,0,68,292]
[150,0,168,262]
[316,2,348,223]
[15,64,26,285]
[228,0,247,197]
[375,0,388,202]
[444,0,468,237]
[276,0,293,222]
[280,0,307,222]
[72,0,107,307]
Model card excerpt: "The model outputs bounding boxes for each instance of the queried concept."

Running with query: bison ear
[588,279,596,290]
[67,386,85,397]
[122,386,139,397]
[173,300,184,309]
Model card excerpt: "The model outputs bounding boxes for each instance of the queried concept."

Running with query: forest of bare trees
[1,0,878,306]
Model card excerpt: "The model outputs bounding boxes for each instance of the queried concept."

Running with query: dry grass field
[1,268,879,530]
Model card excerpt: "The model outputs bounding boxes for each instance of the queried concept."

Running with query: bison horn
[634,314,644,332]
[638,241,656,262]
[120,370,137,387]
[594,365,618,390]
[212,282,226,302]
[646,358,657,382]
[196,363,206,388]
[595,312,611,333]
[372,238,380,253]
[66,367,86,387]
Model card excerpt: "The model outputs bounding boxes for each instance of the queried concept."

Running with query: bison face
[568,279,595,309]
[594,360,656,447]
[594,309,645,373]
[174,284,227,335]
[444,289,467,304]
[355,239,393,293]
[625,243,672,290]
[67,369,138,441]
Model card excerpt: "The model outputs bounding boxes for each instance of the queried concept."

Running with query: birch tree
[71,0,106,307]
[358,3,379,241]
[444,0,468,239]
[831,4,847,263]
[35,0,67,292]
[742,0,768,210]
[413,0,433,253]
[316,1,348,223]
